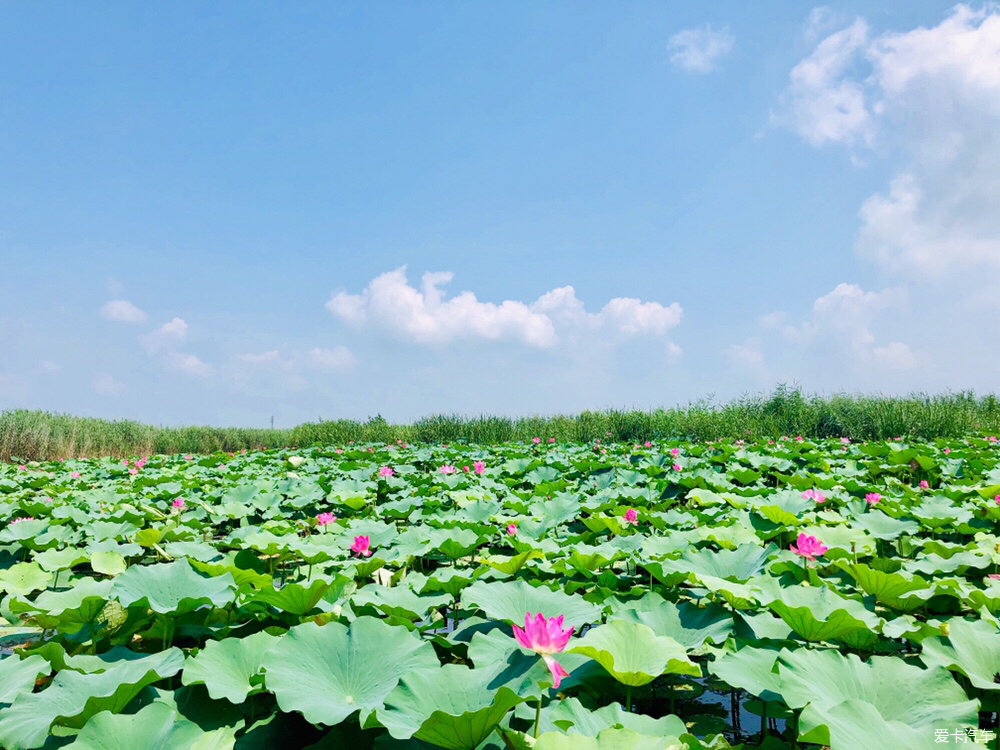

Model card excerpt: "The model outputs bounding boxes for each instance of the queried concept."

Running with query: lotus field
[3,436,1000,750]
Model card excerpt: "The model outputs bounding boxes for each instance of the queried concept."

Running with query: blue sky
[2,2,998,427]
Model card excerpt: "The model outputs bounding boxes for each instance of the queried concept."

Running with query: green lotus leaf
[569,621,700,686]
[0,648,183,749]
[110,559,236,615]
[376,664,522,749]
[466,628,593,698]
[351,583,450,622]
[709,646,782,701]
[839,563,932,612]
[654,544,775,583]
[524,696,687,737]
[0,562,52,597]
[534,727,686,750]
[0,654,49,704]
[90,550,127,576]
[66,701,239,750]
[461,579,603,628]
[921,618,1000,692]
[9,577,112,631]
[759,581,880,642]
[776,648,979,748]
[608,593,733,650]
[181,630,279,703]
[248,578,334,616]
[261,616,438,726]
[852,512,918,540]
[33,547,90,572]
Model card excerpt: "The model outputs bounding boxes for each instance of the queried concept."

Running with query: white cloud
[140,317,188,354]
[751,282,914,373]
[307,346,356,372]
[94,373,125,396]
[327,268,683,349]
[668,25,735,73]
[164,352,214,377]
[777,5,1000,276]
[238,350,285,366]
[33,359,60,374]
[726,340,768,380]
[771,18,872,146]
[100,299,147,324]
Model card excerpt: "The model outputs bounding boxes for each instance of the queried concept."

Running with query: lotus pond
[2,436,1000,749]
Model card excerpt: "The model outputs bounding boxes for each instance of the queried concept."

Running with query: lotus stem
[626,684,632,713]
[534,696,542,739]
[759,701,767,744]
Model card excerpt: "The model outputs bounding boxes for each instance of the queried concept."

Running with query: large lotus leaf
[461,579,603,628]
[851,512,918,540]
[525,696,687,738]
[818,698,928,750]
[247,578,333,616]
[110,560,236,615]
[33,547,90,572]
[181,630,279,703]
[569,621,699,686]
[776,648,979,747]
[921,618,1000,692]
[90,550,127,576]
[67,701,238,750]
[839,563,933,613]
[709,647,782,701]
[351,583,450,622]
[0,654,49,704]
[0,562,52,596]
[376,664,522,749]
[758,581,879,642]
[433,529,483,560]
[905,551,990,576]
[966,578,1000,614]
[696,575,761,611]
[0,648,183,749]
[261,617,438,726]
[655,544,775,583]
[10,577,112,629]
[609,594,733,651]
[534,727,686,750]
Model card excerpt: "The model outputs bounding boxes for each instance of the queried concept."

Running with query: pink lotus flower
[463,465,470,473]
[17,465,26,471]
[623,508,638,526]
[512,613,573,689]
[795,436,804,442]
[171,498,186,512]
[840,437,850,444]
[988,574,1000,581]
[670,448,680,457]
[10,516,35,524]
[378,466,394,478]
[672,463,682,472]
[183,455,193,461]
[335,449,343,454]
[316,512,336,526]
[506,523,517,536]
[70,471,81,479]
[548,437,556,443]
[128,468,139,476]
[994,495,1000,506]
[802,489,825,504]
[532,437,541,444]
[919,480,930,489]
[865,493,882,506]
[943,448,951,455]
[351,535,372,557]
[473,461,486,475]
[790,533,828,561]
[644,441,652,448]
[122,459,129,466]
[439,465,456,474]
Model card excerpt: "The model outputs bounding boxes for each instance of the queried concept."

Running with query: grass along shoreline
[2,387,999,462]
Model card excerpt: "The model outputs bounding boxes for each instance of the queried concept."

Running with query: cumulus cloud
[100,299,147,324]
[326,268,682,349]
[163,352,214,377]
[238,350,286,366]
[307,346,356,372]
[668,25,735,73]
[140,317,188,354]
[758,282,915,370]
[776,5,1000,276]
[94,373,125,396]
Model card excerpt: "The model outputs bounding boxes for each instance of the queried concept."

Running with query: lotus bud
[939,622,950,637]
